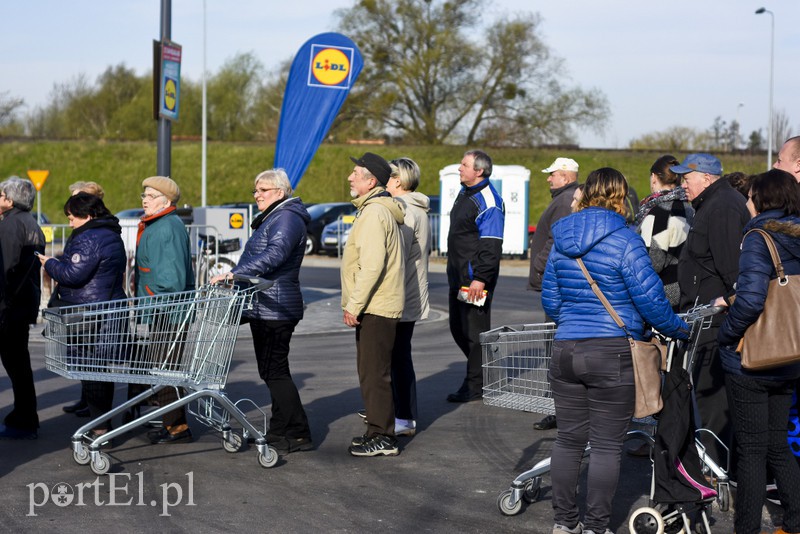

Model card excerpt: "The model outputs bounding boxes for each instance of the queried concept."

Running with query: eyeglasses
[140,192,165,200]
[252,188,279,196]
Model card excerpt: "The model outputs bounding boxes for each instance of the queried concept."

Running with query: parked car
[115,207,193,225]
[321,194,439,256]
[319,215,356,256]
[32,212,50,224]
[305,202,356,255]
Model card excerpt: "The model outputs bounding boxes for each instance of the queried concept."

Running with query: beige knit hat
[142,176,180,203]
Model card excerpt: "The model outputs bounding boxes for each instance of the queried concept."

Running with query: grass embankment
[0,140,768,225]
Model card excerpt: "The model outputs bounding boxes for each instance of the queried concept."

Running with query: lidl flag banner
[275,33,363,188]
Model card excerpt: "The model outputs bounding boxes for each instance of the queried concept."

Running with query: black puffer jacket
[233,197,310,322]
[718,211,800,379]
[0,207,45,324]
[677,178,750,311]
[44,217,127,305]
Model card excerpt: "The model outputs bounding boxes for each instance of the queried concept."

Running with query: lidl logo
[309,46,352,88]
[164,78,177,111]
[229,213,244,229]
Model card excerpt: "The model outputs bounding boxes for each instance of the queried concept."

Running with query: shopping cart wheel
[522,477,542,503]
[222,433,243,453]
[257,446,278,468]
[91,453,111,476]
[73,443,91,465]
[497,489,523,516]
[717,484,730,512]
[629,506,665,534]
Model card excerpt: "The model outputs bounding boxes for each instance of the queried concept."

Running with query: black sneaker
[351,433,368,446]
[348,434,399,457]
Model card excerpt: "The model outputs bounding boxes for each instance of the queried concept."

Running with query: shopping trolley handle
[231,274,273,292]
[684,303,726,321]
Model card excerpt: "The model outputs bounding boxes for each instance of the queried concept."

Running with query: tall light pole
[201,0,207,206]
[755,7,774,170]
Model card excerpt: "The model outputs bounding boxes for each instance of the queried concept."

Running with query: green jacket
[135,209,194,297]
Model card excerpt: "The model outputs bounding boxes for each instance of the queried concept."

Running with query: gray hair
[465,149,493,179]
[254,168,293,197]
[390,157,420,192]
[1,176,37,211]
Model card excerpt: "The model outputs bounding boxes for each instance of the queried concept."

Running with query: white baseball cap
[542,157,579,174]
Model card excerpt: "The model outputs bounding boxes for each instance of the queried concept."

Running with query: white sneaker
[395,418,416,437]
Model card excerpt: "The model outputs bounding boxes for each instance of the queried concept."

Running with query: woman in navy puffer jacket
[716,169,800,534]
[213,169,313,455]
[39,193,127,438]
[542,168,688,534]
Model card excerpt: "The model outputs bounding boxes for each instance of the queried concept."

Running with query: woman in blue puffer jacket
[542,168,689,534]
[38,193,127,439]
[213,169,313,455]
[716,169,800,534]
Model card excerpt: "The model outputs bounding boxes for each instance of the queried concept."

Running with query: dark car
[305,202,356,255]
[115,207,194,225]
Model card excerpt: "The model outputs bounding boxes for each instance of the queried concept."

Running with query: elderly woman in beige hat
[130,176,195,444]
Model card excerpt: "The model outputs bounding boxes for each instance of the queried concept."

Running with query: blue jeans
[549,337,635,533]
[726,371,800,534]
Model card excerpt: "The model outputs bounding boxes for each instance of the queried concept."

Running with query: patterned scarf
[634,187,688,226]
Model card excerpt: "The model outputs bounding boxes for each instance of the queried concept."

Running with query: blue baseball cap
[670,153,723,176]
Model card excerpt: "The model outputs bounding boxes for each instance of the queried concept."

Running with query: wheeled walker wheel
[629,506,665,534]
[73,443,91,465]
[497,489,523,516]
[222,432,243,453]
[717,483,730,512]
[91,452,111,475]
[257,446,278,468]
[522,477,542,503]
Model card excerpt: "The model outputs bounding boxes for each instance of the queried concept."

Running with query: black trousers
[727,372,800,534]
[690,323,735,476]
[448,289,492,394]
[249,319,310,439]
[0,318,38,431]
[391,321,417,421]
[83,380,115,431]
[356,314,398,437]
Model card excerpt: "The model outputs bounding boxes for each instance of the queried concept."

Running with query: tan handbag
[737,229,800,370]
[576,258,664,418]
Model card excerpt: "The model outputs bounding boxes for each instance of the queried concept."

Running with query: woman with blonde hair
[542,167,689,534]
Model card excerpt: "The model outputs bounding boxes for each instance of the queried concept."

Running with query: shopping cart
[482,304,726,522]
[42,275,278,475]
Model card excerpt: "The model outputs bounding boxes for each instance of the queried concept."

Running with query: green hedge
[0,140,767,225]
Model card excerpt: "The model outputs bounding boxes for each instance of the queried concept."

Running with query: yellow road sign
[27,170,50,191]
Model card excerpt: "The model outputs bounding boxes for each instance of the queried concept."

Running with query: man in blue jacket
[446,150,505,403]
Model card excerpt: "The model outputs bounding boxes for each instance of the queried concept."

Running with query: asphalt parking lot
[0,258,775,533]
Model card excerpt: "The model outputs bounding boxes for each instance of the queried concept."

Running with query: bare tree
[0,91,24,127]
[772,109,792,151]
[335,0,609,146]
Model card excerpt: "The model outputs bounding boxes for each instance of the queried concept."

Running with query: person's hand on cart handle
[711,296,729,308]
[209,272,235,285]
[35,252,51,265]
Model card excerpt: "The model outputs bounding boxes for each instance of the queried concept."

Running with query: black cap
[350,152,391,186]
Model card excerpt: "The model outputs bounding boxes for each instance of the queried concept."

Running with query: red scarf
[136,206,177,246]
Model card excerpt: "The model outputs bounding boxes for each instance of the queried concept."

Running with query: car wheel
[305,235,319,255]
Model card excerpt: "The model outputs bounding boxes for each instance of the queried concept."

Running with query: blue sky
[2,0,798,149]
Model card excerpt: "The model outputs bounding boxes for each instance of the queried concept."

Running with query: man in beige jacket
[341,152,406,457]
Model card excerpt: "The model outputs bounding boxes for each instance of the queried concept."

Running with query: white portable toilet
[438,164,530,256]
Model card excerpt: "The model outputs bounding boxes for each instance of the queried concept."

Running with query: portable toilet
[438,164,530,257]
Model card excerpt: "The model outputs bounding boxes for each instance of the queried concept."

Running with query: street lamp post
[755,7,774,170]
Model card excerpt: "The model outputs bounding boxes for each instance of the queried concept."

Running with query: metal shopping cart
[42,275,278,475]
[481,304,727,525]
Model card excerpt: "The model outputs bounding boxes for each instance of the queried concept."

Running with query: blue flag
[274,33,363,188]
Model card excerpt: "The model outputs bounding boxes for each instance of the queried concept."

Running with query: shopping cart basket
[482,304,725,520]
[42,275,278,475]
